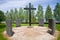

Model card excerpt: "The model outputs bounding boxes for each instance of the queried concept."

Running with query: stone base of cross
[27,26,33,28]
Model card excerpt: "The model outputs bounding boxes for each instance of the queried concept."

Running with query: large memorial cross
[24,3,36,26]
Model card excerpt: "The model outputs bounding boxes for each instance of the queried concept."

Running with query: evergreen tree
[45,5,52,22]
[24,5,29,23]
[5,11,9,19]
[19,8,23,21]
[14,8,18,19]
[0,10,5,23]
[5,10,14,20]
[54,3,60,22]
[36,4,43,22]
[37,4,43,19]
[31,5,36,23]
[5,11,11,20]
[10,9,15,21]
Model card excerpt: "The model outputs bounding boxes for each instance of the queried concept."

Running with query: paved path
[4,26,55,40]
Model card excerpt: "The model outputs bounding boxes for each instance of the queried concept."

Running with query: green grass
[56,24,60,40]
[0,23,7,40]
[0,23,60,40]
[0,33,7,40]
[56,24,60,31]
[12,24,48,27]
[57,35,60,40]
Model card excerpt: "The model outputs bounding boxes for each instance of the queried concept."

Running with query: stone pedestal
[38,19,44,26]
[6,19,13,36]
[48,19,56,35]
[16,19,21,27]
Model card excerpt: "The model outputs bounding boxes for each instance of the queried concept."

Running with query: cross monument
[24,3,36,26]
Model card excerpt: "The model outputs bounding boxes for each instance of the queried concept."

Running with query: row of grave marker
[6,19,56,36]
[6,19,21,36]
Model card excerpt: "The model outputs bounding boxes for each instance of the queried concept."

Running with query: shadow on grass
[0,23,6,29]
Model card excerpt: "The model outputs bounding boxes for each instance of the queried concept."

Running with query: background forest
[0,3,60,23]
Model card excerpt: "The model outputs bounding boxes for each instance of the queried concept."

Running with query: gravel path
[4,26,55,40]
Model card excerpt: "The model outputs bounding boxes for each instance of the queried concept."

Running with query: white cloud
[0,0,39,12]
[0,0,55,12]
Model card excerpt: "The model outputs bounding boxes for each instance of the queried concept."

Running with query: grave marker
[38,19,44,26]
[6,19,14,36]
[48,19,56,35]
[16,19,21,27]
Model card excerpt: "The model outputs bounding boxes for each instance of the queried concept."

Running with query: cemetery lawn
[0,23,60,40]
[0,23,7,40]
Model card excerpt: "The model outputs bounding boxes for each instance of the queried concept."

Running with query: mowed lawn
[0,23,60,40]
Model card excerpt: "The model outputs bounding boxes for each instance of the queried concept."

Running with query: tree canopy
[4,3,60,23]
[45,5,52,22]
[0,10,5,23]
[54,3,60,22]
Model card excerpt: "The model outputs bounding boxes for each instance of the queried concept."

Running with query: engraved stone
[48,19,56,35]
[6,19,13,36]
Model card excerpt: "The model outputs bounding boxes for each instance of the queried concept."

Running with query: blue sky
[0,0,60,12]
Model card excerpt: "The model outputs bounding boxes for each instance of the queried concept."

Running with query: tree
[36,4,43,22]
[10,9,16,23]
[14,8,18,19]
[31,5,36,23]
[5,11,9,19]
[45,5,52,22]
[0,10,5,23]
[6,10,14,20]
[19,8,23,22]
[54,3,60,22]
[24,5,29,23]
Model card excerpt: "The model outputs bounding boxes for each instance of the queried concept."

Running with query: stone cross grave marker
[6,19,13,36]
[38,19,44,26]
[24,3,36,26]
[16,19,21,27]
[48,19,56,35]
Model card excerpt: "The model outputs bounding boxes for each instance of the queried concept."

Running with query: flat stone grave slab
[4,26,55,40]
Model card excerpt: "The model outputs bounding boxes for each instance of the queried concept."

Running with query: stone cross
[6,19,14,36]
[48,19,56,35]
[24,3,36,26]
